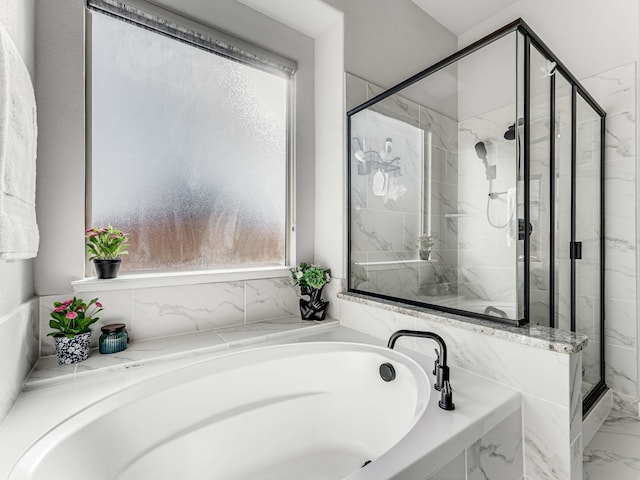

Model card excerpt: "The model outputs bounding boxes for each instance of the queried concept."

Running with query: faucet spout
[387,329,455,411]
[387,329,448,367]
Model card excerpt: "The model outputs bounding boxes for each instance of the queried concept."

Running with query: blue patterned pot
[54,331,92,365]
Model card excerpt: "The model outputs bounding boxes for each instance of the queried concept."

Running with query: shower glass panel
[349,32,522,323]
[575,94,603,399]
[528,46,552,326]
[554,73,573,331]
[347,19,606,411]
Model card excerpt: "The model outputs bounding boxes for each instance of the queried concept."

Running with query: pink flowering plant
[85,224,129,261]
[48,297,103,338]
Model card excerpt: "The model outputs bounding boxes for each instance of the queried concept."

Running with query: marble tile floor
[584,409,640,479]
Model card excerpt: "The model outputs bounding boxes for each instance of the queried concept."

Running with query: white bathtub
[8,342,430,480]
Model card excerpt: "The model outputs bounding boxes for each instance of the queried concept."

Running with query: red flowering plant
[48,297,103,338]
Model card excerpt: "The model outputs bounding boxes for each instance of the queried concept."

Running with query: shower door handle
[570,241,582,260]
[518,219,533,240]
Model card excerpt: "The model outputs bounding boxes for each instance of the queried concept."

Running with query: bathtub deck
[26,316,339,389]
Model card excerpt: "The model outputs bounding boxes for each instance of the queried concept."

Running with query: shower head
[474,141,487,159]
[504,118,525,141]
[504,125,516,141]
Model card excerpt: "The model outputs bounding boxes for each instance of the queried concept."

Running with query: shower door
[574,94,604,406]
[546,57,606,410]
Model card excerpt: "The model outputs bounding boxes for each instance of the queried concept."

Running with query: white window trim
[72,266,292,293]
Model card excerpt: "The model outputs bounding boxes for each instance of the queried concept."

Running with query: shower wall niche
[347,19,606,409]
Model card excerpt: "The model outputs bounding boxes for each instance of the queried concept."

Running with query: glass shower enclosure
[347,19,605,411]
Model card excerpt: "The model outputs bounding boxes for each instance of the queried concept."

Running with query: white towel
[506,187,517,247]
[0,24,39,260]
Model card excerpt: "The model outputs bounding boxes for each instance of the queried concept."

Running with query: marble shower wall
[457,106,519,310]
[581,63,638,416]
[0,298,38,424]
[38,278,300,357]
[347,73,459,301]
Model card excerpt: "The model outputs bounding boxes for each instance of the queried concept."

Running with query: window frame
[83,4,296,284]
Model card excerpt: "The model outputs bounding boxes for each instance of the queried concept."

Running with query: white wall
[314,17,344,285]
[34,0,85,295]
[458,0,639,81]
[327,0,458,90]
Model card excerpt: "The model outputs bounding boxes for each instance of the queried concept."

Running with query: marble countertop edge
[338,292,588,354]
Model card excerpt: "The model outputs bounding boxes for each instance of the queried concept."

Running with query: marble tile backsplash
[39,278,301,357]
[131,282,245,340]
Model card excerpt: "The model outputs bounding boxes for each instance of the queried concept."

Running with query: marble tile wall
[340,297,582,479]
[347,73,459,302]
[38,278,300,357]
[581,63,638,416]
[427,409,523,480]
[0,298,38,424]
[457,107,520,312]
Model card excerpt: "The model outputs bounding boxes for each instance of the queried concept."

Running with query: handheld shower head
[474,141,487,159]
[474,141,495,180]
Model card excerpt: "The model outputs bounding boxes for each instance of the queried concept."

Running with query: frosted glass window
[90,13,289,273]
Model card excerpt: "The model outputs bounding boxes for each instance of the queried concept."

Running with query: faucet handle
[434,363,450,391]
[432,348,440,375]
[438,380,455,411]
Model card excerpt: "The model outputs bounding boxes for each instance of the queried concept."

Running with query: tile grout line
[521,396,527,479]
[243,281,247,324]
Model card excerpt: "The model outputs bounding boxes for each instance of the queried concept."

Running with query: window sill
[71,266,292,293]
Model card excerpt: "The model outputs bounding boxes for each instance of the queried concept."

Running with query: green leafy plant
[416,234,435,251]
[290,262,331,290]
[85,225,129,260]
[48,297,103,338]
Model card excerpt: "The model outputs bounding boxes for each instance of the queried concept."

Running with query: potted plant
[85,225,129,279]
[290,262,331,321]
[48,297,103,365]
[417,234,434,260]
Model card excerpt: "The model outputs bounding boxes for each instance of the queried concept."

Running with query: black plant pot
[299,285,329,321]
[94,259,122,279]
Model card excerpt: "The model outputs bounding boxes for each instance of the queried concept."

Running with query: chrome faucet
[387,329,455,411]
